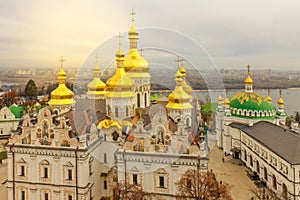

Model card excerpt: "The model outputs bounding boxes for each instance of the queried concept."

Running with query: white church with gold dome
[6,10,207,200]
[215,66,300,199]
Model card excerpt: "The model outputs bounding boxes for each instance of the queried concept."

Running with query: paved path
[0,159,7,200]
[208,145,256,200]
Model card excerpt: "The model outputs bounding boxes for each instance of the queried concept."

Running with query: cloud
[0,0,300,70]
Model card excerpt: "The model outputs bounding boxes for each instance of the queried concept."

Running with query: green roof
[202,102,218,114]
[230,92,275,112]
[9,105,25,118]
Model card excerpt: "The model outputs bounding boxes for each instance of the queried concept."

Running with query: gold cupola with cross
[49,56,75,109]
[244,65,253,93]
[124,8,150,78]
[87,55,106,96]
[166,70,193,110]
[106,34,135,98]
[177,57,193,99]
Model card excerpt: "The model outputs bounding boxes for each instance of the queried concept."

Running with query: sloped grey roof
[230,121,300,165]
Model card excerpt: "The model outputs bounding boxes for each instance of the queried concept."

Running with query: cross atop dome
[59,56,65,68]
[95,53,99,64]
[130,8,136,22]
[116,32,123,49]
[244,65,253,93]
[175,56,184,68]
[247,65,250,75]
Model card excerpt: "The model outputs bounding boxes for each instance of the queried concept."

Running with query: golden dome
[225,90,230,106]
[179,66,186,76]
[124,9,151,79]
[49,64,75,107]
[166,71,193,110]
[267,95,272,103]
[244,65,253,84]
[179,67,192,98]
[218,95,223,102]
[106,48,135,98]
[244,75,253,84]
[266,89,272,103]
[278,90,284,106]
[97,119,121,130]
[124,49,150,73]
[225,97,230,106]
[278,98,284,106]
[87,63,106,95]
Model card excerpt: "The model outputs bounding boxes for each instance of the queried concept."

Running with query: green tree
[24,79,37,100]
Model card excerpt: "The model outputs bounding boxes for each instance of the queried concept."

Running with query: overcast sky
[0,0,300,70]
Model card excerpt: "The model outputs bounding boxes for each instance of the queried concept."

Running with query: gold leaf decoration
[231,92,264,105]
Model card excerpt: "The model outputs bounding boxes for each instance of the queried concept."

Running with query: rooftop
[230,121,300,165]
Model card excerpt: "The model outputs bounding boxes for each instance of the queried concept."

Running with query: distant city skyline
[1,0,300,70]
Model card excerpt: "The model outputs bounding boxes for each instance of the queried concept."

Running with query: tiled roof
[230,121,300,164]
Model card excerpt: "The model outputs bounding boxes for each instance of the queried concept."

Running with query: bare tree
[249,186,286,200]
[176,169,233,200]
[113,181,152,200]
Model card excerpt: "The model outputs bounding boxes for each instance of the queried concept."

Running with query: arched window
[244,150,247,161]
[264,167,268,181]
[256,160,260,173]
[125,107,129,117]
[282,183,287,198]
[137,93,141,108]
[250,155,253,167]
[115,107,119,117]
[144,93,147,107]
[186,117,190,127]
[272,175,277,190]
[39,160,51,181]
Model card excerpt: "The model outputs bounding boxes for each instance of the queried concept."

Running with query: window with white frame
[39,160,51,180]
[63,162,74,182]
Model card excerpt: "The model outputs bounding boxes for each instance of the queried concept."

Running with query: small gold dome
[244,65,253,84]
[49,67,75,107]
[277,90,284,106]
[106,48,135,98]
[218,95,223,102]
[87,63,106,95]
[179,66,186,76]
[244,75,253,84]
[267,95,272,103]
[166,71,193,110]
[124,49,150,73]
[225,97,230,106]
[278,97,284,106]
[178,67,192,98]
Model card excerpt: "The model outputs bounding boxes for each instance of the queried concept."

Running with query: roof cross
[59,56,65,68]
[175,56,184,68]
[247,65,250,75]
[130,8,136,22]
[116,32,123,49]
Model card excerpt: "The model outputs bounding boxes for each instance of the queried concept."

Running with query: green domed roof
[230,92,275,111]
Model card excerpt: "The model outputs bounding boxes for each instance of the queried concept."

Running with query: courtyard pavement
[208,145,257,200]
